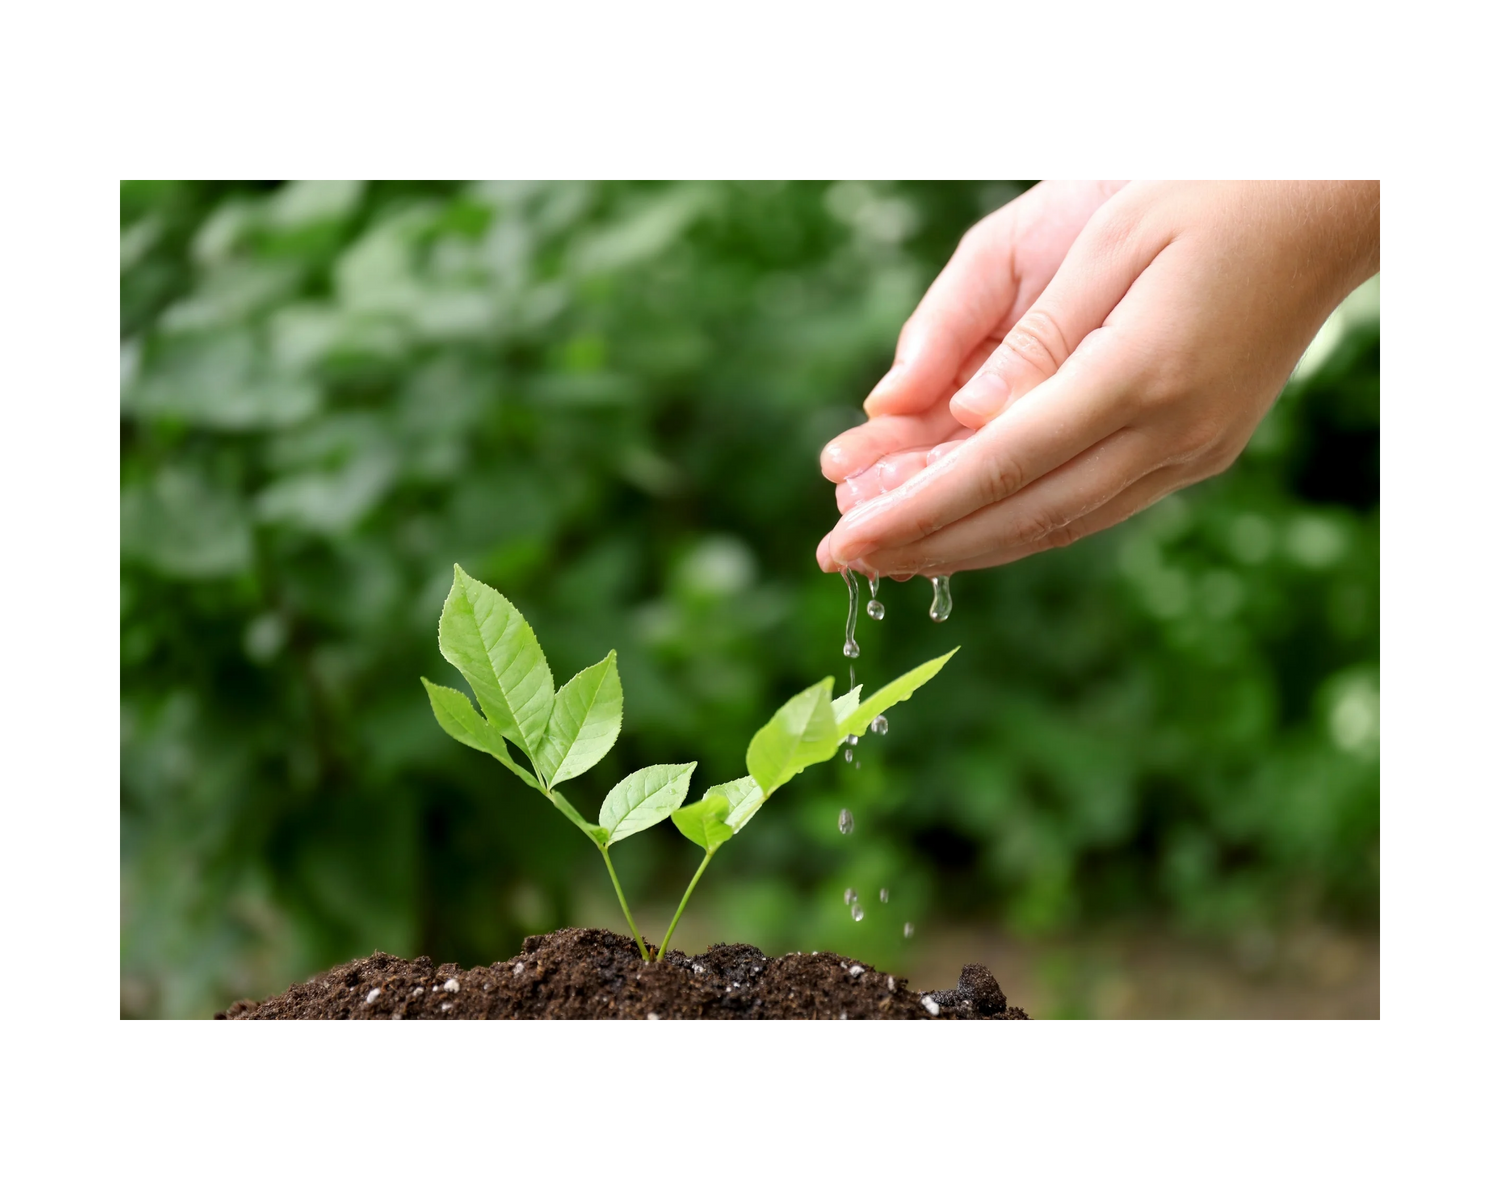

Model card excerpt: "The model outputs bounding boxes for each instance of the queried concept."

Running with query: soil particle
[927,963,1010,1016]
[217,927,1030,1020]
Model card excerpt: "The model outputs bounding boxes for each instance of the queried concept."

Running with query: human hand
[816,180,1379,579]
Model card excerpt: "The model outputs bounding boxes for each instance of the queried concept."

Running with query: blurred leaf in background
[120,181,1377,1018]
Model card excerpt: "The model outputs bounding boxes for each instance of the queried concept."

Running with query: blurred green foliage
[120,181,1378,1018]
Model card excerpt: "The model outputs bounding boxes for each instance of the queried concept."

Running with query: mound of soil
[218,927,1029,1020]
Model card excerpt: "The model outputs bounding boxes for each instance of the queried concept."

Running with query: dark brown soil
[217,927,1029,1020]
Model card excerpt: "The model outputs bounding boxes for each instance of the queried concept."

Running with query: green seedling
[424,564,955,960]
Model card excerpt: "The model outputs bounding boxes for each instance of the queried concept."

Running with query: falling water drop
[879,887,889,904]
[843,745,854,762]
[928,575,953,623]
[838,808,854,835]
[851,904,865,922]
[841,568,861,658]
[866,573,885,620]
[903,921,915,938]
[870,714,889,736]
[844,888,857,906]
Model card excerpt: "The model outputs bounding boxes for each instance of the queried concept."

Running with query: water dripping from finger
[929,575,952,622]
[866,572,884,620]
[841,568,861,659]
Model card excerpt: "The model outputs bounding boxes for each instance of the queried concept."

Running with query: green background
[120,181,1379,1018]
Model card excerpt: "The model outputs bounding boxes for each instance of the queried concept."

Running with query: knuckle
[1010,510,1061,545]
[1180,417,1227,463]
[1041,522,1083,550]
[1199,438,1240,477]
[1002,308,1071,378]
[1086,205,1142,261]
[913,511,946,539]
[974,451,1026,507]
[1133,356,1189,415]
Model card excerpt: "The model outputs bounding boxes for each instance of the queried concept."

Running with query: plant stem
[599,844,650,961]
[657,850,714,960]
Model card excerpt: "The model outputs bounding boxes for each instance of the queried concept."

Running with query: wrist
[1292,179,1381,298]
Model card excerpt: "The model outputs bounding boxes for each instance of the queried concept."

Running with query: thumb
[863,209,1024,418]
[949,201,1166,429]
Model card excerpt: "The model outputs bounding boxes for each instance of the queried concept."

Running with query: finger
[819,407,966,482]
[856,427,1160,575]
[862,211,1023,418]
[835,447,936,512]
[816,532,833,572]
[815,532,875,576]
[826,333,1138,566]
[926,433,973,465]
[949,199,1168,429]
[915,467,1191,575]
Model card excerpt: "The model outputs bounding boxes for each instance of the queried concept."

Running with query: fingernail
[831,540,873,566]
[951,371,1010,424]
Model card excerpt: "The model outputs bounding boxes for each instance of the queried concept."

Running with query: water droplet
[870,714,888,735]
[838,808,854,835]
[851,904,865,922]
[841,568,861,658]
[903,921,915,938]
[879,887,889,903]
[928,574,953,622]
[844,888,857,905]
[846,734,859,746]
[843,745,854,762]
[867,600,885,620]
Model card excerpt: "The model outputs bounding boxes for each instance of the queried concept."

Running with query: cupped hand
[816,180,1379,578]
[820,180,1126,515]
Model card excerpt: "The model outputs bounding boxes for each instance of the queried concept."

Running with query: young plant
[658,650,955,957]
[423,564,955,961]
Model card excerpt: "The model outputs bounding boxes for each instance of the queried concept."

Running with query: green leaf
[713,775,766,833]
[671,792,734,852]
[831,684,863,728]
[599,762,697,846]
[534,650,622,788]
[746,678,839,798]
[421,678,541,791]
[438,564,554,762]
[838,648,959,739]
[548,787,608,846]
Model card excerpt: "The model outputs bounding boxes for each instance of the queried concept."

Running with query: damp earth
[216,927,1028,1020]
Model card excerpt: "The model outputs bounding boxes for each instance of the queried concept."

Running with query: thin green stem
[657,850,714,960]
[599,844,650,961]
